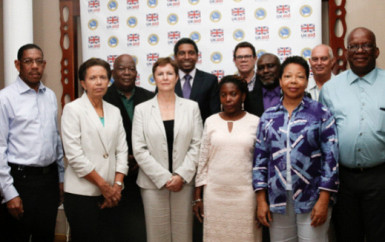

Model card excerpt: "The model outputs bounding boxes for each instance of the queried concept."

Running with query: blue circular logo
[300,5,312,17]
[190,32,201,43]
[107,0,118,11]
[108,36,119,47]
[88,19,98,30]
[233,29,245,41]
[148,34,159,45]
[255,8,267,20]
[278,26,291,39]
[127,17,137,28]
[210,52,222,64]
[210,11,222,22]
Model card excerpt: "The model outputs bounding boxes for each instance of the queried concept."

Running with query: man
[320,27,385,242]
[103,54,154,242]
[0,44,64,241]
[244,53,281,117]
[307,44,336,100]
[174,38,220,122]
[233,41,258,91]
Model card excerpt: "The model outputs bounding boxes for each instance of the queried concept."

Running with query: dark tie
[182,74,192,99]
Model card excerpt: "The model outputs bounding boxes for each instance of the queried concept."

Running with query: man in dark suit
[173,38,220,122]
[244,53,281,117]
[103,54,154,242]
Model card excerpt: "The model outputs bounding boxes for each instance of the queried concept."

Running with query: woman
[253,56,338,241]
[132,57,203,242]
[194,75,262,241]
[61,58,128,241]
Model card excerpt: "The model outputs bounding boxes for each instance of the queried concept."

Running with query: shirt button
[359,132,363,136]
[103,153,109,159]
[357,148,361,152]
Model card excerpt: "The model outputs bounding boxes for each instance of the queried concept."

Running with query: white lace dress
[195,112,262,242]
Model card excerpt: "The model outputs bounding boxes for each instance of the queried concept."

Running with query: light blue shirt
[320,68,385,168]
[0,77,64,203]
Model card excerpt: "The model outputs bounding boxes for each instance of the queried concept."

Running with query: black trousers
[0,163,59,242]
[333,164,385,242]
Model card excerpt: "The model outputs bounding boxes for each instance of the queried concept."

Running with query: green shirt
[118,87,136,121]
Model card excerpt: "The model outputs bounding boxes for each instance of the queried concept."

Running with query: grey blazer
[61,93,128,196]
[132,95,203,189]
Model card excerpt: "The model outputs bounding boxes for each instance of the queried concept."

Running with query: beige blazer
[61,93,128,196]
[132,95,203,189]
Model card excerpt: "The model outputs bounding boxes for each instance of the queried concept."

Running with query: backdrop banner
[80,0,321,91]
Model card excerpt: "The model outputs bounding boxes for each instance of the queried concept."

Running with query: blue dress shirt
[320,68,385,168]
[0,77,64,203]
[253,97,339,214]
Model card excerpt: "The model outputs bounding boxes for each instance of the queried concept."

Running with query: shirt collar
[179,68,196,80]
[117,86,136,100]
[348,68,378,85]
[277,95,309,112]
[16,76,45,94]
[262,85,281,97]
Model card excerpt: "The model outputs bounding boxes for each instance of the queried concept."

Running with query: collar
[262,85,281,96]
[348,68,378,85]
[16,76,45,94]
[277,95,310,112]
[117,86,136,99]
[178,68,196,80]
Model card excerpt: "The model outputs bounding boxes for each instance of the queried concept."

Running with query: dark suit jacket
[175,69,220,122]
[103,84,154,191]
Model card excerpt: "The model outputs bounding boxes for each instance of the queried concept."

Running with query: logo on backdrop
[210,11,222,22]
[190,32,201,42]
[255,26,269,40]
[107,0,118,11]
[301,24,316,38]
[233,29,245,41]
[127,16,138,28]
[107,16,119,29]
[277,47,291,61]
[167,0,180,7]
[107,55,118,67]
[256,50,267,58]
[127,33,140,47]
[278,26,291,39]
[135,73,141,86]
[167,13,179,25]
[300,5,313,17]
[210,52,222,64]
[108,36,119,48]
[168,31,181,45]
[88,36,100,48]
[147,53,159,66]
[254,8,266,20]
[148,34,159,46]
[88,19,98,30]
[146,13,159,26]
[210,28,224,42]
[147,0,158,8]
[231,7,245,22]
[88,0,100,12]
[197,51,202,64]
[188,0,199,5]
[187,10,201,24]
[276,5,290,19]
[127,0,139,10]
[301,48,312,60]
[148,75,156,86]
[211,70,225,80]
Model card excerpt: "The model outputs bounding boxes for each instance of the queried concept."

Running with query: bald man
[104,54,154,241]
[307,44,336,100]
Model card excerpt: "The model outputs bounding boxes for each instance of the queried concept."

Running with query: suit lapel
[173,96,183,139]
[190,69,203,100]
[175,79,183,98]
[151,97,167,138]
[81,93,109,154]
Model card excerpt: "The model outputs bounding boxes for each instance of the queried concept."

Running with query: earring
[242,102,244,110]
[221,104,223,111]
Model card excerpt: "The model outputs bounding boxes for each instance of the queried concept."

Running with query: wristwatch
[115,181,123,188]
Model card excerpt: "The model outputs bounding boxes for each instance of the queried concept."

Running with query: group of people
[0,26,384,242]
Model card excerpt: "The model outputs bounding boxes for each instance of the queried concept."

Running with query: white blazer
[132,95,203,189]
[61,93,128,196]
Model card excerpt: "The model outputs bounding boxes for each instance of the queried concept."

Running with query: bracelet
[191,198,203,206]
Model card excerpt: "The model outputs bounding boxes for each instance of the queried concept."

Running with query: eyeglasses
[235,55,254,60]
[347,44,375,52]
[21,59,45,66]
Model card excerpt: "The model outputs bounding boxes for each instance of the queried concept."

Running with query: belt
[340,162,385,173]
[8,162,57,175]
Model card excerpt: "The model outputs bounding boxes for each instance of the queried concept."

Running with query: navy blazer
[175,69,220,122]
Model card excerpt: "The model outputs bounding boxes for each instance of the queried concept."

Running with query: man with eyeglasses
[320,27,385,242]
[307,44,336,101]
[233,42,258,92]
[173,38,220,123]
[103,54,154,241]
[0,44,64,241]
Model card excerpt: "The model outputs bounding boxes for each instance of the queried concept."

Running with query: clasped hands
[99,182,122,209]
[165,174,184,192]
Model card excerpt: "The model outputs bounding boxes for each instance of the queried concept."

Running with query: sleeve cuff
[2,185,19,204]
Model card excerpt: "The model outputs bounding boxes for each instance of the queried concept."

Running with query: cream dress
[196,112,262,242]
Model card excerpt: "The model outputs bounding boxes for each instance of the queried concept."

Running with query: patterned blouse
[252,96,339,214]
